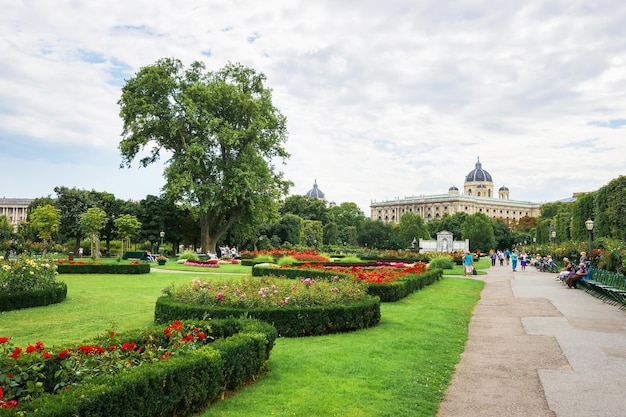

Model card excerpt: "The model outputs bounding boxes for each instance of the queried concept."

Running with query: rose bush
[0,257,58,293]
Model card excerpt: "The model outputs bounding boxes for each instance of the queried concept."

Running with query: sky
[2,1,626,215]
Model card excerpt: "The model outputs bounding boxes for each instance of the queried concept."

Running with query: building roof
[305,180,325,199]
[465,157,493,183]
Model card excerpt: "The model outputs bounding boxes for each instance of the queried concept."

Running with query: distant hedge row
[56,263,151,274]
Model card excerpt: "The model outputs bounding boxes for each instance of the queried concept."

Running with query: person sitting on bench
[566,263,587,289]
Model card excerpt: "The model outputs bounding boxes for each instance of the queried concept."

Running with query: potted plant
[156,255,168,266]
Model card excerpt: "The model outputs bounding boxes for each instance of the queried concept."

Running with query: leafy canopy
[118,58,291,252]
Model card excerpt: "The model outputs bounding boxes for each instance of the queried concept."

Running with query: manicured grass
[0,271,246,348]
[199,278,483,417]
[152,260,253,275]
[1,269,484,416]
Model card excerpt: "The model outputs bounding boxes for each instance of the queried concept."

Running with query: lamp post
[585,219,594,266]
[159,231,165,253]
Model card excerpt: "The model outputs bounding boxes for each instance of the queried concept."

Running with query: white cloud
[1,0,626,214]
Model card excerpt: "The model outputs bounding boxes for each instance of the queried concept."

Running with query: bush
[336,255,363,263]
[277,256,297,266]
[429,256,455,270]
[252,254,276,263]
[177,250,199,261]
[56,263,150,274]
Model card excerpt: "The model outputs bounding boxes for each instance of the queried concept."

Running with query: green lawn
[0,268,484,417]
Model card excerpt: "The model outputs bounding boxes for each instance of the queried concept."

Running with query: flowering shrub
[184,259,219,268]
[163,276,369,308]
[288,262,429,284]
[177,250,200,261]
[241,249,328,262]
[0,257,58,293]
[0,321,213,409]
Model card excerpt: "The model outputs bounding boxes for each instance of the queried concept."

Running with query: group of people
[489,249,529,271]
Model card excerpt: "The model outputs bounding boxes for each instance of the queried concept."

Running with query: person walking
[520,251,527,271]
[511,249,518,271]
[490,250,497,266]
[504,248,511,266]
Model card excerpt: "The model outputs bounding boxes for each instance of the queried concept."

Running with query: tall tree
[397,212,430,246]
[280,195,329,224]
[53,186,94,251]
[461,213,495,252]
[118,58,291,254]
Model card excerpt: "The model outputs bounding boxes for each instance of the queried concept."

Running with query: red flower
[121,342,137,352]
[9,347,21,359]
[0,337,8,344]
[26,344,37,353]
[43,352,52,359]
[59,349,72,359]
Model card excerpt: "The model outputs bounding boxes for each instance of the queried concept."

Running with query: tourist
[566,263,587,289]
[498,250,505,266]
[504,248,510,266]
[490,250,497,266]
[557,258,576,283]
[511,249,518,271]
[463,251,474,277]
[520,251,527,271]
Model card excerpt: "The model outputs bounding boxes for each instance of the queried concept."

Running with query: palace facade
[0,197,34,231]
[370,158,540,224]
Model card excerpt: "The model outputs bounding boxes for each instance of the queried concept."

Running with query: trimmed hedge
[56,263,151,274]
[0,318,277,417]
[365,269,442,302]
[251,265,443,302]
[154,296,381,338]
[0,282,67,312]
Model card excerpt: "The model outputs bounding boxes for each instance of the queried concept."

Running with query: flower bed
[184,259,220,267]
[0,318,277,415]
[251,262,442,302]
[0,257,67,311]
[156,276,381,337]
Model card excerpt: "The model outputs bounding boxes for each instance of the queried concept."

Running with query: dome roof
[449,185,459,191]
[465,157,493,183]
[305,180,325,199]
[499,185,509,191]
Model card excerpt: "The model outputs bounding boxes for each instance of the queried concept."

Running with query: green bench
[122,251,148,260]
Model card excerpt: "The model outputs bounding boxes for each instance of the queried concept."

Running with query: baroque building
[370,158,540,224]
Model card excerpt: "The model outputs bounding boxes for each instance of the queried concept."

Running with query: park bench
[122,251,148,260]
[580,268,626,309]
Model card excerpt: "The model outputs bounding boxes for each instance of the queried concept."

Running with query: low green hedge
[365,269,443,302]
[0,318,277,417]
[0,282,67,312]
[251,265,443,302]
[154,296,381,338]
[56,263,151,274]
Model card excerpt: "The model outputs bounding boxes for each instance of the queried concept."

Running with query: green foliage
[397,212,430,245]
[118,58,291,254]
[429,256,455,269]
[276,256,297,266]
[461,213,496,252]
[177,250,200,261]
[251,254,275,264]
[29,205,61,242]
[302,220,323,247]
[55,263,151,275]
[336,255,363,263]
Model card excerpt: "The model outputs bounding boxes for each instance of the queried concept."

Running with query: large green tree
[461,213,495,252]
[29,204,61,255]
[118,58,291,254]
[397,212,430,246]
[79,207,107,258]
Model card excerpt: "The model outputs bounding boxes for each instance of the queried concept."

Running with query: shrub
[336,255,363,263]
[429,256,455,270]
[177,250,199,261]
[252,254,276,264]
[277,256,297,266]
